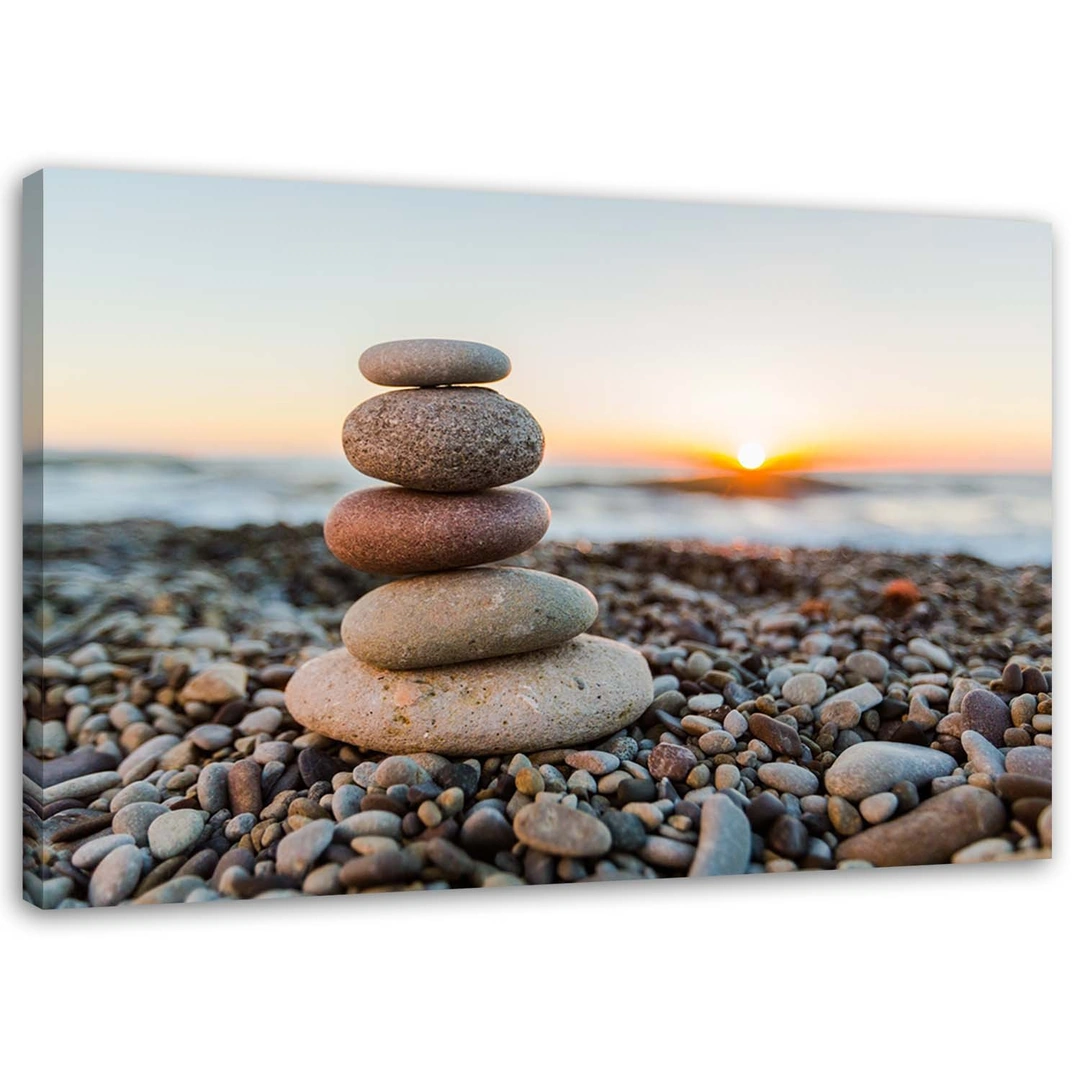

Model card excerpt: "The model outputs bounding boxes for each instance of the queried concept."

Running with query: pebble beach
[23,521,1052,908]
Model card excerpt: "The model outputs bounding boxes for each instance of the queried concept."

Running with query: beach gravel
[23,524,1051,906]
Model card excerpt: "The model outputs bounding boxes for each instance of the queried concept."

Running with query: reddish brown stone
[324,486,550,575]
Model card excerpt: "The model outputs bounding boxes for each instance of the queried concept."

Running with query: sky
[38,168,1052,472]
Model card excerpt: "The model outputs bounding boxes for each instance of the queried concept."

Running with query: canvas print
[22,169,1052,909]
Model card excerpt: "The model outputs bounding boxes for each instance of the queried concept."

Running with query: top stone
[359,339,511,387]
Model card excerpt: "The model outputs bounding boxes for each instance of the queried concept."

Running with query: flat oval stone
[836,786,1006,866]
[825,742,957,801]
[513,801,612,857]
[285,635,653,756]
[325,486,550,575]
[343,388,543,491]
[359,339,511,387]
[689,795,751,876]
[341,568,597,669]
[757,762,819,796]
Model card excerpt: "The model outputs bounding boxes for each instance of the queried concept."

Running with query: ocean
[31,454,1052,567]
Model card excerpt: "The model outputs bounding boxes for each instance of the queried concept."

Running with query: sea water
[32,454,1052,567]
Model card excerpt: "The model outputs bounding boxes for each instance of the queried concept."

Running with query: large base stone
[284,635,653,755]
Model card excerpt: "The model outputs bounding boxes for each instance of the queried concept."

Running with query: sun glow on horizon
[737,442,767,470]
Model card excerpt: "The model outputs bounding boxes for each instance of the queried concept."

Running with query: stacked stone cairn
[286,339,653,755]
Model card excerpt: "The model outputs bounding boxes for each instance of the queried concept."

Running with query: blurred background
[33,169,1052,564]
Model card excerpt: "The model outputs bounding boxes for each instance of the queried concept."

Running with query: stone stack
[286,339,652,755]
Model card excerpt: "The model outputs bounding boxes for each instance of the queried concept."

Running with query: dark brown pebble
[1011,797,1051,829]
[402,812,424,838]
[228,759,264,816]
[746,792,786,833]
[268,763,302,800]
[493,773,518,801]
[210,847,255,889]
[308,780,333,802]
[891,780,919,813]
[134,855,187,897]
[213,700,250,726]
[523,849,556,885]
[800,812,831,838]
[406,782,443,806]
[419,819,460,843]
[494,851,522,875]
[233,873,301,898]
[1001,663,1024,693]
[459,807,516,857]
[47,809,114,843]
[749,713,803,757]
[257,664,296,689]
[340,847,423,889]
[434,762,480,799]
[426,838,475,879]
[768,814,809,859]
[1021,667,1048,694]
[995,774,1051,801]
[324,843,356,865]
[878,698,908,722]
[361,792,407,814]
[297,748,342,788]
[889,720,931,746]
[42,798,85,818]
[177,848,219,880]
[23,793,44,818]
[617,777,657,805]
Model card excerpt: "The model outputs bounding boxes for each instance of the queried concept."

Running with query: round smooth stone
[343,388,543,492]
[284,636,653,756]
[359,339,511,387]
[341,568,597,669]
[324,486,550,575]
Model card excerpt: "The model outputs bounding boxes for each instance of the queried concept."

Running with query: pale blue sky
[41,167,1051,470]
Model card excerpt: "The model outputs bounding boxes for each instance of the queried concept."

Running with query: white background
[3,3,1073,1076]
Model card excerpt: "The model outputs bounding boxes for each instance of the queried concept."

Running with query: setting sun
[737,442,766,470]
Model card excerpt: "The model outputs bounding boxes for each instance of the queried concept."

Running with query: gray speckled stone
[324,486,550,575]
[112,801,170,845]
[689,795,751,876]
[89,843,144,907]
[286,636,653,756]
[825,742,956,800]
[757,763,820,796]
[343,388,543,492]
[359,339,510,387]
[342,568,597,669]
[147,809,208,860]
